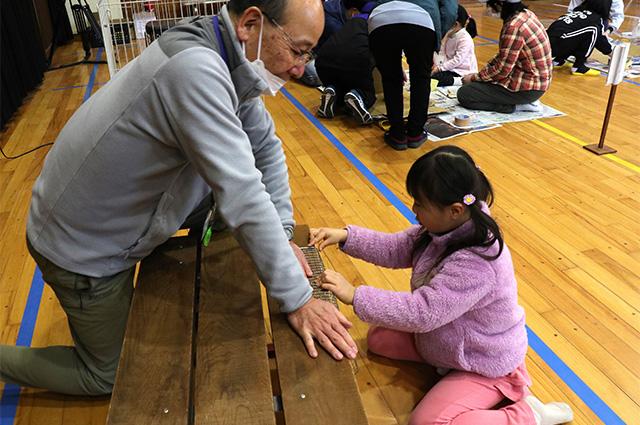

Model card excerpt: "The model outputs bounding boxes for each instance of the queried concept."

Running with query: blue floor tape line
[281,87,627,425]
[82,48,103,104]
[527,327,626,425]
[280,88,418,225]
[0,267,46,424]
[475,35,499,44]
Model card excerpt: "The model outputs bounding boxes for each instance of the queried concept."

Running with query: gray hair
[228,0,289,23]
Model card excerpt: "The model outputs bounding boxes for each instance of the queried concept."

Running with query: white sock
[524,395,574,425]
[514,100,543,113]
[452,77,462,86]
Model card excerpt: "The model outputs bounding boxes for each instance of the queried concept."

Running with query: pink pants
[367,326,537,425]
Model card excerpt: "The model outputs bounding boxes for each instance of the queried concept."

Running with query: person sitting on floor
[431,5,478,87]
[547,0,613,76]
[311,146,575,425]
[316,1,376,125]
[457,0,552,114]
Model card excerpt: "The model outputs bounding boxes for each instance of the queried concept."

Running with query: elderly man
[0,0,357,396]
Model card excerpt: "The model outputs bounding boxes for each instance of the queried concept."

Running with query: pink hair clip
[463,194,476,205]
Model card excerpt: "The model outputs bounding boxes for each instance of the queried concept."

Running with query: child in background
[547,0,613,76]
[431,5,478,87]
[310,146,574,425]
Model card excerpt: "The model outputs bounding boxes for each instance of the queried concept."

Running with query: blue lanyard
[212,16,228,64]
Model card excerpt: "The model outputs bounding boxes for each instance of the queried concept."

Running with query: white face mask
[244,15,287,96]
[486,5,501,19]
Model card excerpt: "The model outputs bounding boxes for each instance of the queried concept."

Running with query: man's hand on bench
[287,297,358,361]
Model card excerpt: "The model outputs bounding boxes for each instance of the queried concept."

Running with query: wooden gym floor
[1,1,639,424]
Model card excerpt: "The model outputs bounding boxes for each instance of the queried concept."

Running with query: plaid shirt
[473,9,552,92]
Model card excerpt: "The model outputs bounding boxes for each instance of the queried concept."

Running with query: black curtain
[49,0,74,48]
[1,0,72,129]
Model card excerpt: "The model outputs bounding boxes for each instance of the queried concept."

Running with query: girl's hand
[309,227,348,251]
[431,63,439,75]
[317,270,356,305]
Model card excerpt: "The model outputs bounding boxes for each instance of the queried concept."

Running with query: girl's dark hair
[406,146,504,269]
[457,5,477,38]
[575,0,612,23]
[487,0,528,21]
[228,0,288,23]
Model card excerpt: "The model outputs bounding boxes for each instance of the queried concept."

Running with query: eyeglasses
[262,12,317,65]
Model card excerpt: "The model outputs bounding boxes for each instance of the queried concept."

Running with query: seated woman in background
[546,0,613,76]
[457,0,552,114]
[431,5,478,87]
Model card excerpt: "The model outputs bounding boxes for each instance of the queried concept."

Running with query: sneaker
[317,86,336,118]
[384,131,408,151]
[344,90,373,125]
[514,100,543,113]
[407,130,428,148]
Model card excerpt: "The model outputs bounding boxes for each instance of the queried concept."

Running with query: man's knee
[84,372,114,396]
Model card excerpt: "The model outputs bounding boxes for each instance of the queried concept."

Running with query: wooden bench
[106,225,367,424]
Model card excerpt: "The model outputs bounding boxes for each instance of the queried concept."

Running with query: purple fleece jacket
[343,208,528,378]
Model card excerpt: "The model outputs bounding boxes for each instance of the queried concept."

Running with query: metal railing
[98,0,228,77]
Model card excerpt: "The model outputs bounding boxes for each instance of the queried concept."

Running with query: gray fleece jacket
[27,7,312,313]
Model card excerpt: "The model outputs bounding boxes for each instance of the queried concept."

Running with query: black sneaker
[384,131,408,151]
[317,86,336,118]
[344,90,373,125]
[407,130,428,148]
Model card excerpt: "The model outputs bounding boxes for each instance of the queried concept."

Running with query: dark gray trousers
[457,81,545,113]
[0,195,213,395]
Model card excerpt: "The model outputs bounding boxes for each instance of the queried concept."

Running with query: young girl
[431,5,478,87]
[309,146,574,425]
